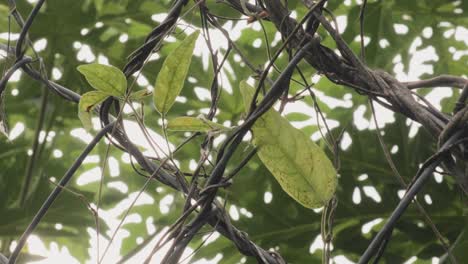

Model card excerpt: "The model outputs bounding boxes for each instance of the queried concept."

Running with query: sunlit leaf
[167,116,227,132]
[77,63,127,97]
[153,31,199,114]
[78,91,109,130]
[240,81,337,209]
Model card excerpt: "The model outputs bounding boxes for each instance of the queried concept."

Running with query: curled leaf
[153,31,199,114]
[78,91,109,131]
[240,81,337,209]
[167,116,227,132]
[77,63,127,97]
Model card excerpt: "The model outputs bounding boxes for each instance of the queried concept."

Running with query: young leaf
[167,116,227,132]
[153,31,199,114]
[129,89,152,101]
[78,91,109,131]
[77,63,127,97]
[240,81,337,209]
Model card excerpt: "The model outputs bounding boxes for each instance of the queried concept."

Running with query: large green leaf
[77,63,127,96]
[153,31,199,114]
[240,82,337,209]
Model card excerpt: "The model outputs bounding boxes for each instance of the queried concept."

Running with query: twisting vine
[0,0,467,263]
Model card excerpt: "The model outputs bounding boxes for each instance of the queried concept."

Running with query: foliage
[153,31,199,115]
[0,0,467,263]
[240,81,336,209]
[167,116,228,133]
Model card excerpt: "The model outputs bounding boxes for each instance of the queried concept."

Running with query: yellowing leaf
[240,81,337,209]
[78,91,109,131]
[153,31,199,114]
[77,63,127,97]
[167,116,227,132]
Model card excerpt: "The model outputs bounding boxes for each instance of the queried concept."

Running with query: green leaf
[167,116,227,132]
[77,63,127,97]
[240,81,337,209]
[153,31,199,114]
[129,89,152,101]
[78,91,109,130]
[285,112,311,122]
[0,5,9,30]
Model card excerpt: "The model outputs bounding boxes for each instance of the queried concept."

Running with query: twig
[359,0,368,61]
[8,122,116,264]
[369,100,456,263]
[404,75,467,90]
[358,131,465,263]
[15,0,45,59]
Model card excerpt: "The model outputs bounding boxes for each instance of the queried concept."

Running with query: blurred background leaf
[0,0,466,263]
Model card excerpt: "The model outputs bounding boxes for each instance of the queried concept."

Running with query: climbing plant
[0,0,467,263]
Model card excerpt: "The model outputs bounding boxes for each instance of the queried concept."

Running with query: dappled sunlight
[361,218,383,235]
[1,0,467,263]
[8,122,25,141]
[25,236,80,264]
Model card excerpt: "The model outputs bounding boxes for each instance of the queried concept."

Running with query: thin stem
[19,87,49,205]
[358,131,464,263]
[8,122,116,264]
